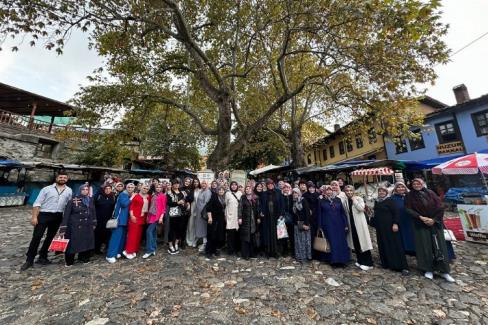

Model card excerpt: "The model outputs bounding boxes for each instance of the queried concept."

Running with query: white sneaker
[355,262,361,268]
[424,272,434,280]
[123,251,135,260]
[359,265,371,271]
[442,273,455,283]
[198,244,206,252]
[142,252,155,259]
[131,253,137,259]
[106,257,116,264]
[116,254,122,259]
[175,244,179,251]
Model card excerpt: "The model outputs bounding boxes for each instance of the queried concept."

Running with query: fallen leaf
[306,307,319,321]
[433,310,446,319]
[271,309,282,318]
[367,318,377,324]
[235,306,247,315]
[31,279,44,291]
[171,304,181,318]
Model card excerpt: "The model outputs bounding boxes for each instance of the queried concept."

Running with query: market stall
[432,153,488,244]
[351,167,395,201]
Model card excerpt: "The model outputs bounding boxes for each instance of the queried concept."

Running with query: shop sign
[437,141,464,155]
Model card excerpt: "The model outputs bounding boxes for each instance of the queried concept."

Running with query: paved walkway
[0,207,487,324]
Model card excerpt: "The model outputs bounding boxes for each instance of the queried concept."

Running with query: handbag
[169,206,181,217]
[106,218,118,229]
[277,218,289,239]
[443,229,457,241]
[49,235,70,253]
[313,229,330,253]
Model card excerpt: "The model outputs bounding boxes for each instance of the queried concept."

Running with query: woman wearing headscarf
[166,179,186,254]
[405,178,454,282]
[186,178,201,248]
[316,185,350,266]
[195,180,212,252]
[205,186,227,258]
[259,180,284,258]
[254,183,264,197]
[94,184,116,254]
[391,182,416,256]
[343,185,374,271]
[106,183,134,263]
[371,186,409,274]
[180,177,194,249]
[281,182,294,256]
[238,184,259,259]
[291,188,312,263]
[143,183,166,259]
[210,180,218,193]
[59,184,97,266]
[225,181,242,255]
[123,184,151,259]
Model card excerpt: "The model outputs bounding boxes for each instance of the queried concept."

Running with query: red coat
[129,194,152,225]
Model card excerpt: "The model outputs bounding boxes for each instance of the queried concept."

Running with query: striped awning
[351,167,394,176]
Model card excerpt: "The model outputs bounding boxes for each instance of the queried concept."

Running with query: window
[313,150,318,163]
[395,138,408,154]
[36,143,53,159]
[355,136,364,149]
[339,141,345,155]
[408,128,425,151]
[329,146,335,158]
[435,120,459,144]
[346,139,353,152]
[307,154,312,165]
[322,149,327,161]
[368,128,377,144]
[472,110,488,136]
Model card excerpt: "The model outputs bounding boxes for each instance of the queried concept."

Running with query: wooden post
[48,115,55,133]
[28,101,37,129]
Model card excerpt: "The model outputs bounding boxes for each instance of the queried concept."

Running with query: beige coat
[225,191,242,230]
[341,195,373,252]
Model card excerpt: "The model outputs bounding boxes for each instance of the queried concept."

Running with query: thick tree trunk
[290,126,306,168]
[206,97,232,171]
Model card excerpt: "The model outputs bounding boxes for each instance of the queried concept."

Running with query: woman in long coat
[186,178,201,248]
[281,183,294,256]
[316,185,350,266]
[238,185,259,259]
[166,179,186,254]
[106,183,133,263]
[259,180,283,258]
[405,178,455,282]
[195,180,212,252]
[94,184,116,254]
[291,188,312,263]
[343,185,374,270]
[391,182,416,256]
[124,185,151,259]
[205,187,227,258]
[60,184,97,266]
[225,181,242,255]
[371,187,409,274]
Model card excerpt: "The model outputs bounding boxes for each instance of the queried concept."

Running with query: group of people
[20,172,456,283]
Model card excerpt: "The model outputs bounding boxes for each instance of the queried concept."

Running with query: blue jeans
[106,226,127,258]
[146,222,158,254]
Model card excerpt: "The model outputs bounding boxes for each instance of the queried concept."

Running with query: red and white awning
[351,167,394,176]
[432,153,488,175]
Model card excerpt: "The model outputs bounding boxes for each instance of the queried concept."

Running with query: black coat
[238,196,259,242]
[94,193,115,229]
[371,198,408,271]
[60,196,97,254]
[205,192,226,242]
[292,198,311,226]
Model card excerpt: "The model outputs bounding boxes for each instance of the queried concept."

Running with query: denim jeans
[146,222,158,253]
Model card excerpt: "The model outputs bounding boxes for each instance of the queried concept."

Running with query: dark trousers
[169,216,184,244]
[94,225,111,253]
[65,251,91,266]
[206,237,217,255]
[241,234,255,259]
[26,212,62,263]
[226,229,238,254]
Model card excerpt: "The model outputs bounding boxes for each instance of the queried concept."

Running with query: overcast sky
[0,0,487,109]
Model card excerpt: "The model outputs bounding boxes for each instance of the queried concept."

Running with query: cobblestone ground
[0,207,487,325]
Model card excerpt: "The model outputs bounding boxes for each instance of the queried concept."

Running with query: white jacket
[225,191,242,230]
[342,195,373,252]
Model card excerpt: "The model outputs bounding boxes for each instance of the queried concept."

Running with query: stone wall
[0,134,38,160]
